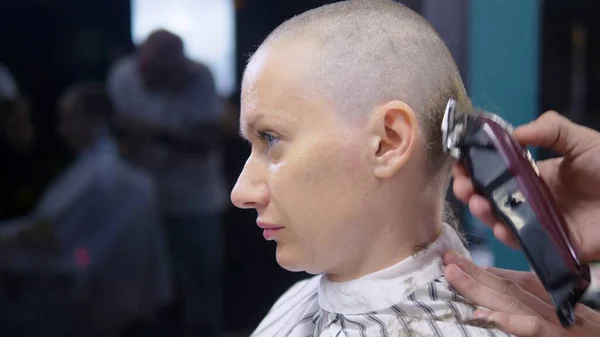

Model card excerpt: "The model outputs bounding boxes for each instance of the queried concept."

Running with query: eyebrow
[239,114,265,140]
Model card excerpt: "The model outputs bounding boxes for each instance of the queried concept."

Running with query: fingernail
[474,309,491,319]
[444,264,466,280]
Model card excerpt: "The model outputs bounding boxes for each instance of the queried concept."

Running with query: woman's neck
[326,200,444,282]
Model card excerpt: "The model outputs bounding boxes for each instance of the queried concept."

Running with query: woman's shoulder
[251,275,321,337]
[274,275,321,307]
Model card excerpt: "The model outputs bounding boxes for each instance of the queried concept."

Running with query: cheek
[269,137,369,266]
[271,139,363,213]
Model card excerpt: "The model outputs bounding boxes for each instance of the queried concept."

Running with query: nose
[230,157,269,209]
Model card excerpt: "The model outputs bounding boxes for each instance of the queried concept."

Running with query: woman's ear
[366,101,418,178]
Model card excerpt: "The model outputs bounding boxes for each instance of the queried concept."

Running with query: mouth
[257,220,284,240]
[262,228,283,240]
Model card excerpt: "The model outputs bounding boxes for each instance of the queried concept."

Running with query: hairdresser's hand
[452,111,600,262]
[443,251,600,336]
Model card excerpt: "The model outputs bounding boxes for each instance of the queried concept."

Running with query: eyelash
[258,130,280,148]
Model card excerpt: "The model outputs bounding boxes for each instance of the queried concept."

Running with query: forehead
[244,36,321,85]
[240,38,330,129]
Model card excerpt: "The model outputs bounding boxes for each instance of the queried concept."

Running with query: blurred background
[0,0,598,336]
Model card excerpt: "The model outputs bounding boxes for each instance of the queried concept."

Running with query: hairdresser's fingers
[444,253,557,323]
[474,311,555,337]
[444,264,541,316]
[452,175,475,204]
[492,224,520,250]
[451,164,473,203]
[514,111,597,159]
[532,157,564,196]
[452,164,509,230]
[576,304,600,325]
[485,268,551,305]
[452,163,469,178]
[476,309,600,337]
[453,171,519,248]
[468,195,495,224]
[452,167,520,248]
[493,269,600,324]
[468,196,520,249]
[445,252,600,325]
[452,164,519,249]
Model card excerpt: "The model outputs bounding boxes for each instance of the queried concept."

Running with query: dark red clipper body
[441,99,590,327]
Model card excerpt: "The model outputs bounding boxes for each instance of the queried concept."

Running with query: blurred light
[74,247,91,267]
[132,0,236,96]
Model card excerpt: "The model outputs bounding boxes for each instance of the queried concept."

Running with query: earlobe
[369,101,418,179]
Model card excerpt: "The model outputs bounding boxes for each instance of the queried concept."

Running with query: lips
[257,220,284,240]
[262,228,282,240]
[256,220,284,230]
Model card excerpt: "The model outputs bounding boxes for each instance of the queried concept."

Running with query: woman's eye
[258,131,280,148]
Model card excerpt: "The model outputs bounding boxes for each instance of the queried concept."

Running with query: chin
[275,244,321,275]
[275,244,304,272]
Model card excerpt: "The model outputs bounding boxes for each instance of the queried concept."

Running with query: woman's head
[231,0,471,280]
[58,82,114,152]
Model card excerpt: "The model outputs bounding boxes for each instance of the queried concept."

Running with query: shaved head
[245,0,471,176]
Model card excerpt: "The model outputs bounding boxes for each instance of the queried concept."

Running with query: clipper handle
[457,117,590,328]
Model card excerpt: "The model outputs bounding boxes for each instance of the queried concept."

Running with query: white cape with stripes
[251,223,514,337]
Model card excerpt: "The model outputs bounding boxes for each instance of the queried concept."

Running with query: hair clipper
[441,99,590,327]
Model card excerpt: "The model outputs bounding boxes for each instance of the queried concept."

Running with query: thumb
[514,111,588,158]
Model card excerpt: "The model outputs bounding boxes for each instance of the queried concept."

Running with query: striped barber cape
[251,224,513,337]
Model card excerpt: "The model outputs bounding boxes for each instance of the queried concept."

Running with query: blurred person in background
[0,83,172,337]
[0,97,58,220]
[107,29,228,337]
[0,63,18,100]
